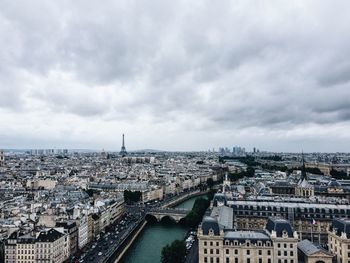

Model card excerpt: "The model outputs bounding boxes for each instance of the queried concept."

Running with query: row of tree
[161,240,186,263]
[123,190,142,204]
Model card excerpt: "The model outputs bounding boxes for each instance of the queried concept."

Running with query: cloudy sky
[1,0,350,152]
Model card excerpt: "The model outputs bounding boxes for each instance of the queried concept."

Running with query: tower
[300,152,307,182]
[120,134,127,156]
[0,150,4,167]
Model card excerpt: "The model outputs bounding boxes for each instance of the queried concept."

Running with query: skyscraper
[120,134,127,156]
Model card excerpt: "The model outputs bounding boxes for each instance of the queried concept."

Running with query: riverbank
[112,220,148,263]
[119,192,209,263]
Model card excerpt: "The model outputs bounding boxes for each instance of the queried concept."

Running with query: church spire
[300,151,307,181]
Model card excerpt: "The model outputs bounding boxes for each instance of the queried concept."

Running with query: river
[120,193,207,263]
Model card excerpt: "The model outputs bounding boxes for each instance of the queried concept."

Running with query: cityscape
[1,1,350,263]
[1,138,350,263]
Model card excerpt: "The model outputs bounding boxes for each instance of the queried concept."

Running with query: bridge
[147,208,190,222]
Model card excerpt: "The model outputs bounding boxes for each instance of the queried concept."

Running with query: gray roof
[210,206,233,229]
[331,218,350,236]
[298,239,333,256]
[224,230,270,240]
[266,217,294,238]
[201,216,220,236]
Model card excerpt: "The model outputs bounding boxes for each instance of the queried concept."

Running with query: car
[98,252,103,256]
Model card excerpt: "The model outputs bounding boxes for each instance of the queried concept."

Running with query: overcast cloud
[1,0,350,152]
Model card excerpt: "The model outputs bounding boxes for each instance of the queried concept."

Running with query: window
[204,242,207,246]
[247,259,250,263]
[284,243,287,248]
[226,249,229,254]
[247,250,250,255]
[259,250,262,255]
[235,259,238,263]
[268,259,271,263]
[204,249,207,254]
[204,257,208,263]
[284,251,287,256]
[291,251,294,256]
[278,251,281,256]
[259,259,262,263]
[235,249,238,255]
[226,258,229,263]
[290,244,293,249]
[278,243,281,248]
[216,249,220,255]
[268,250,271,255]
[217,258,220,263]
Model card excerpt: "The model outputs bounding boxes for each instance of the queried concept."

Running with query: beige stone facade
[198,217,298,263]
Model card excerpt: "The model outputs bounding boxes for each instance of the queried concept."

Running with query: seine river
[120,194,207,263]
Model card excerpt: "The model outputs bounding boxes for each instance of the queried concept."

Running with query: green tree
[123,190,142,204]
[206,178,214,189]
[161,240,186,263]
[185,198,210,227]
[330,169,348,179]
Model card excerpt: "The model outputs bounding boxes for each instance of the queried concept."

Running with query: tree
[206,178,214,189]
[330,169,348,179]
[185,198,210,227]
[161,240,186,263]
[123,190,142,204]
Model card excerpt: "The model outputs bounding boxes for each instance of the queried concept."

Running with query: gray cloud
[1,0,350,151]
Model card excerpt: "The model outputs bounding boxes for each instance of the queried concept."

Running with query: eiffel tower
[120,134,127,156]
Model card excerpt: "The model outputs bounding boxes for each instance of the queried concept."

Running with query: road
[185,239,198,263]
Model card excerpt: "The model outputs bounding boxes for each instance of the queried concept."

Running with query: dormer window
[282,230,288,237]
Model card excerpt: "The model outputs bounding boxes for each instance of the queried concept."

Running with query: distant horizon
[1,147,349,154]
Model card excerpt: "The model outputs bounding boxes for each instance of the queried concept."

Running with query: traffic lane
[82,219,142,262]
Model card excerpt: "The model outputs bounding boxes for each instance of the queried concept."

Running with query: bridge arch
[159,215,178,223]
[145,214,158,222]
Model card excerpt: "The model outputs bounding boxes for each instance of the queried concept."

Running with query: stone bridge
[147,208,190,222]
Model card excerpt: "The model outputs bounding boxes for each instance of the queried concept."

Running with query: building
[229,199,350,244]
[56,221,78,256]
[36,229,66,263]
[0,150,4,167]
[295,156,314,198]
[78,215,89,249]
[198,217,298,263]
[297,239,333,263]
[328,218,350,263]
[4,229,67,263]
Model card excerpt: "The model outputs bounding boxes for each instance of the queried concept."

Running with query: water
[174,194,208,210]
[120,193,207,263]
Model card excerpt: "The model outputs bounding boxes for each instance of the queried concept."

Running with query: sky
[1,0,350,152]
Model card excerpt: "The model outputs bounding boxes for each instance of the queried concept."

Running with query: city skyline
[1,1,350,152]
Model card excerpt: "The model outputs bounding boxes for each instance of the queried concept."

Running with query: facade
[198,217,298,263]
[36,229,66,263]
[328,218,350,263]
[78,215,88,249]
[4,229,67,263]
[56,221,78,255]
[229,199,349,244]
